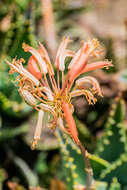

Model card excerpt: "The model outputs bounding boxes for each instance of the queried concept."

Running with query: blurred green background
[0,0,127,189]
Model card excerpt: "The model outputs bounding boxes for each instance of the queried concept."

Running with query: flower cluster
[6,37,112,149]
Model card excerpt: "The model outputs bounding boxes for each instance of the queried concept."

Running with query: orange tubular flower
[6,37,112,149]
[68,43,88,82]
[62,101,79,144]
[81,60,112,73]
[28,56,42,80]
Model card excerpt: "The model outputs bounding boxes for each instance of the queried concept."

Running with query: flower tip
[31,139,38,150]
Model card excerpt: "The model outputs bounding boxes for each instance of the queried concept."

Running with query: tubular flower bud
[62,101,79,144]
[6,59,40,86]
[28,56,42,80]
[81,60,113,73]
[39,42,54,75]
[23,43,48,74]
[68,39,100,82]
[31,110,44,150]
[6,37,113,148]
[68,49,81,69]
[68,43,88,82]
[55,37,74,71]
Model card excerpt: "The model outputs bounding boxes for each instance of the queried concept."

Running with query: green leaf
[100,153,127,185]
[89,154,110,179]
[95,99,126,162]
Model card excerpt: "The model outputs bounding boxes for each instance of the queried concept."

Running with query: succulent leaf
[95,99,126,162]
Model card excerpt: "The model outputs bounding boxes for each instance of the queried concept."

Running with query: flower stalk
[78,143,95,190]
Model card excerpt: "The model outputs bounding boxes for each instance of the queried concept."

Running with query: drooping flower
[6,38,112,149]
